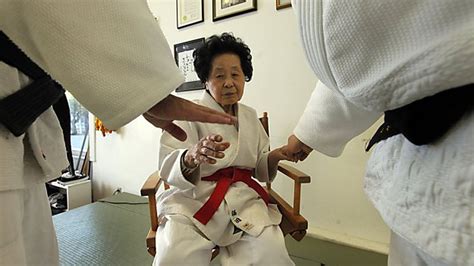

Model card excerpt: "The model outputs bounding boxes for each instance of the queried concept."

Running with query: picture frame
[276,0,291,10]
[174,38,205,92]
[212,0,257,22]
[176,0,204,29]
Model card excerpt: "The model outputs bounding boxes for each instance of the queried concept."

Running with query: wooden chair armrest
[277,163,311,183]
[140,170,163,196]
[268,190,308,230]
[146,229,156,256]
[141,170,163,233]
[268,163,311,217]
[146,229,156,249]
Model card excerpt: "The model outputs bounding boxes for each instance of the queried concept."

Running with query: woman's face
[206,53,245,112]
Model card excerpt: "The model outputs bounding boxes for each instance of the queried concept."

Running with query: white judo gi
[0,1,183,264]
[292,0,473,265]
[155,91,294,266]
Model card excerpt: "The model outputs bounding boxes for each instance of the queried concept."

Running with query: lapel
[199,91,240,131]
[199,91,242,166]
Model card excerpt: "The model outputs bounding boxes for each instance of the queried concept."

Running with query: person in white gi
[0,1,236,265]
[155,33,295,266]
[286,1,473,265]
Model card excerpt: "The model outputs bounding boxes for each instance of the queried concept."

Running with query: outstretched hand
[143,95,237,141]
[283,134,313,162]
[184,134,230,168]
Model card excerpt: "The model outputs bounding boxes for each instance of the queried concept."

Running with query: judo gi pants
[388,231,449,266]
[0,183,59,265]
[153,214,295,266]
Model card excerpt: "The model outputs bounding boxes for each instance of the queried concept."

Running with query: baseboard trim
[306,226,389,255]
[285,227,389,266]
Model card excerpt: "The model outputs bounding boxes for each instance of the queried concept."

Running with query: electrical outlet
[113,187,122,195]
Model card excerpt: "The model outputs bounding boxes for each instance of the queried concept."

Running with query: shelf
[47,178,92,212]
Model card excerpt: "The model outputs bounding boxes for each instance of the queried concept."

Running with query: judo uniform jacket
[292,0,473,264]
[0,1,183,264]
[158,91,282,247]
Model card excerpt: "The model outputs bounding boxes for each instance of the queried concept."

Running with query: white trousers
[0,183,59,266]
[153,215,294,266]
[388,231,449,266]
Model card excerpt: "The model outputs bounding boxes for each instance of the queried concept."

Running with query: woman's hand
[269,146,294,162]
[267,145,294,178]
[184,134,230,168]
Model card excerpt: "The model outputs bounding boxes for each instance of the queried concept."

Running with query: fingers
[162,123,187,142]
[199,146,225,159]
[194,153,216,165]
[143,113,188,141]
[279,146,299,163]
[295,151,310,162]
[144,95,238,141]
[148,95,237,125]
[283,135,314,162]
[201,135,230,152]
[280,153,295,162]
[207,134,222,142]
[282,146,310,162]
[142,112,158,126]
[186,134,230,167]
[301,145,313,158]
[296,142,312,161]
[189,103,238,125]
[189,147,224,166]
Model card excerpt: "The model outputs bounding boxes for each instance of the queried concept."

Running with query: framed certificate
[174,38,205,92]
[212,0,257,21]
[176,0,204,29]
[276,0,292,10]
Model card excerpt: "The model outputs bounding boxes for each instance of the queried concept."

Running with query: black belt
[0,31,65,137]
[0,31,74,171]
[366,83,473,151]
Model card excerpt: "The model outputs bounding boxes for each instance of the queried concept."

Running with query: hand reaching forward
[143,95,237,141]
[269,146,294,163]
[267,145,294,178]
[284,134,313,162]
[184,134,231,168]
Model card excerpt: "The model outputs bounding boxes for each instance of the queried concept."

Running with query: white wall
[92,0,390,253]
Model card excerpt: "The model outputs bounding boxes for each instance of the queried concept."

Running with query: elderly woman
[154,33,294,265]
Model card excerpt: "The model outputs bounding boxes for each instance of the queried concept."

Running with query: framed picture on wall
[212,0,257,21]
[174,38,205,92]
[276,0,291,10]
[176,0,204,29]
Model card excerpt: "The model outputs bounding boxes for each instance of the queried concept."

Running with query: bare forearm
[267,150,281,179]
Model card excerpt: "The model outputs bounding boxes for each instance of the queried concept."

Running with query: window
[65,92,89,169]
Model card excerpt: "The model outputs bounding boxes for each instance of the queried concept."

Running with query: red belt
[193,167,270,225]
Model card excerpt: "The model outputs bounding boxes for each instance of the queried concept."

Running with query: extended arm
[287,82,382,159]
[0,1,235,139]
